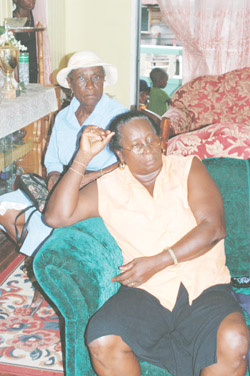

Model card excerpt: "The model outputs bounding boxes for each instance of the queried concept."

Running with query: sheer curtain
[33,0,53,84]
[158,0,250,83]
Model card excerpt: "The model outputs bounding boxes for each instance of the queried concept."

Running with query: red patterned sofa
[163,67,250,159]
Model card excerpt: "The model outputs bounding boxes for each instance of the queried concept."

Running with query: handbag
[17,173,49,212]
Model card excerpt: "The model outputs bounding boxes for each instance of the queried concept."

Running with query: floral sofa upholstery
[164,67,250,159]
[167,123,250,158]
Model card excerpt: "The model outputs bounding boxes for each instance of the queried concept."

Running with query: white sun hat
[56,51,118,89]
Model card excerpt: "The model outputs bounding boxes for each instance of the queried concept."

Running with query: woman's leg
[85,286,176,375]
[88,335,141,376]
[201,312,249,376]
[23,256,44,308]
[0,209,44,308]
[88,312,249,376]
[0,208,25,243]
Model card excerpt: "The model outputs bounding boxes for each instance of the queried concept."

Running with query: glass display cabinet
[0,84,59,194]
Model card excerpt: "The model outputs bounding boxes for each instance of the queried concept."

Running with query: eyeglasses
[121,137,161,155]
[71,74,105,89]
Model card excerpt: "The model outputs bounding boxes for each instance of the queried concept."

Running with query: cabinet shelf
[0,140,33,171]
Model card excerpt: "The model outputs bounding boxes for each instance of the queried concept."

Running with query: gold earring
[118,161,126,170]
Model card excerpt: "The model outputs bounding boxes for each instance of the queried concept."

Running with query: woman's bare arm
[44,126,115,228]
[164,156,226,261]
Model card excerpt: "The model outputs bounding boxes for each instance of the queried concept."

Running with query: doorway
[136,1,183,108]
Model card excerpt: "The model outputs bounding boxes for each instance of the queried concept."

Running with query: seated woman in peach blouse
[44,110,249,376]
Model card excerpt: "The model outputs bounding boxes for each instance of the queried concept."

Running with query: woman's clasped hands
[80,126,115,158]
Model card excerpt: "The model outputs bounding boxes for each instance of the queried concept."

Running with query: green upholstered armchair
[33,157,250,376]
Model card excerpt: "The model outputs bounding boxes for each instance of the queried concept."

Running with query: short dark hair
[150,68,168,85]
[139,79,150,93]
[108,110,160,153]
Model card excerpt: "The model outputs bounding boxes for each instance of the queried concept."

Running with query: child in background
[139,79,151,109]
[148,67,171,116]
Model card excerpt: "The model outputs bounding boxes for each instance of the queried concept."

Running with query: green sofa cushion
[203,158,250,277]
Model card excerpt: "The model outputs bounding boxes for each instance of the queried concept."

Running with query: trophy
[0,24,19,99]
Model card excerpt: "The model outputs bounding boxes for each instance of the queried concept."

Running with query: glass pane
[141,7,149,32]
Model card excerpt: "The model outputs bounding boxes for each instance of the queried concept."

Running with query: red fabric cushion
[167,123,250,159]
[162,107,193,134]
[165,67,250,133]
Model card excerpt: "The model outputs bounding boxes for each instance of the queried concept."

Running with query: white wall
[0,0,139,107]
[47,0,66,74]
[48,0,139,108]
[0,0,12,24]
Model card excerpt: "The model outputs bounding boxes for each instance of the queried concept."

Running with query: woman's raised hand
[80,126,115,158]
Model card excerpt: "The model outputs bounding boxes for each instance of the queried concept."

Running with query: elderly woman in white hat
[45,50,127,189]
[0,51,127,307]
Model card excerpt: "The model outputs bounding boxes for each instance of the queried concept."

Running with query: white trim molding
[0,0,12,25]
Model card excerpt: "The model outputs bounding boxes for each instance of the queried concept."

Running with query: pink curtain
[158,0,250,83]
[33,0,53,84]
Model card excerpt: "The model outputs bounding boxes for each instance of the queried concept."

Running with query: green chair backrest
[203,158,250,277]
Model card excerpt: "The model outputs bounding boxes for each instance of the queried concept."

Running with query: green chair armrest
[33,217,123,376]
[33,217,123,319]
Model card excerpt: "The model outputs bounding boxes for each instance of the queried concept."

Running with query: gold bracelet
[166,247,178,265]
[73,160,87,168]
[100,169,104,177]
[69,167,84,177]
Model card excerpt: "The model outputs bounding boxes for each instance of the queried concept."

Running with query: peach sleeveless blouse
[97,155,230,310]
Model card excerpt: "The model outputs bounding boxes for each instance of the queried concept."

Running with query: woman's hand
[47,173,60,192]
[111,255,161,288]
[80,126,115,159]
